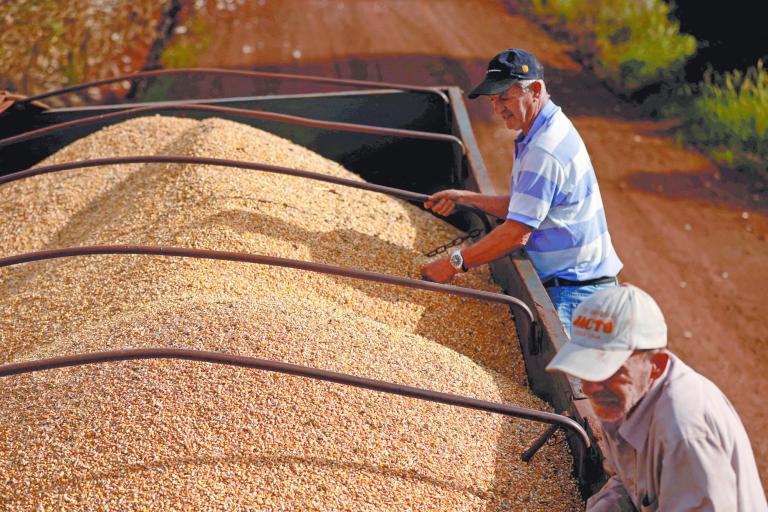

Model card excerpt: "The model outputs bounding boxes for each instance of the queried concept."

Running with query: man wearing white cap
[546,284,766,511]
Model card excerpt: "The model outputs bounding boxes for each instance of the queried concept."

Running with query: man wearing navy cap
[421,48,623,338]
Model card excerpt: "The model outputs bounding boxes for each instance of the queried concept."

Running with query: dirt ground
[125,0,768,488]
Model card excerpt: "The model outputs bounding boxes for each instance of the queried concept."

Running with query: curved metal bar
[521,423,560,463]
[0,246,534,323]
[21,67,450,104]
[0,156,495,232]
[0,103,465,154]
[0,155,494,229]
[0,156,428,199]
[0,347,589,449]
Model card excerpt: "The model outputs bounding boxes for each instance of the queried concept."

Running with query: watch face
[450,251,463,269]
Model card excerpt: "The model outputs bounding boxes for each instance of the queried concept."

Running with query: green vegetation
[523,0,766,177]
[160,17,212,69]
[677,61,768,174]
[527,0,696,93]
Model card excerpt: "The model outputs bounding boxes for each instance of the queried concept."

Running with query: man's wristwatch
[449,250,468,272]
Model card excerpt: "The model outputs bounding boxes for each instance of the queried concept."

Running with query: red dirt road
[170,0,768,484]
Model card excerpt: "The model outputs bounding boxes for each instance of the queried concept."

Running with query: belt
[542,275,618,288]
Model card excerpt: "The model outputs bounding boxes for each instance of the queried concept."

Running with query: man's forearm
[458,193,511,218]
[461,220,531,268]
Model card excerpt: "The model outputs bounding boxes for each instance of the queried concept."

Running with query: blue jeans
[546,281,619,339]
[546,281,619,396]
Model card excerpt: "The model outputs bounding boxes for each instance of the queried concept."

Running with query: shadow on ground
[626,167,768,215]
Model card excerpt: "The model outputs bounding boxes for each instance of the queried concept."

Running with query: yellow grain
[0,116,581,511]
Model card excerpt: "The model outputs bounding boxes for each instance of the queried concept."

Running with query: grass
[160,17,212,69]
[521,0,766,178]
[675,61,768,176]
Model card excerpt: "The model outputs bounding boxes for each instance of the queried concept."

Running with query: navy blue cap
[468,48,544,99]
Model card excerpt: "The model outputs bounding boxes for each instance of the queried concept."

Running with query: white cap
[545,284,667,381]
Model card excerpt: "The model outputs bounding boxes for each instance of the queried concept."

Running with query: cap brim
[545,341,632,382]
[467,77,520,99]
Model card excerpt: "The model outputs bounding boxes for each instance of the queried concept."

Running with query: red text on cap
[573,315,614,334]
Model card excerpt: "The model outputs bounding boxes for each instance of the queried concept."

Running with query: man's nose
[491,100,504,115]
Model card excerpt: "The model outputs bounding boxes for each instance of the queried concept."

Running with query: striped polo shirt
[506,101,623,281]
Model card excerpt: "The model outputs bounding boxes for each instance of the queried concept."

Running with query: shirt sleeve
[586,476,637,512]
[657,436,738,511]
[506,149,562,229]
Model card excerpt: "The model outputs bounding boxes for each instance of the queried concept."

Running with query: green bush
[522,0,767,177]
[527,0,696,93]
[678,61,768,175]
[160,17,211,69]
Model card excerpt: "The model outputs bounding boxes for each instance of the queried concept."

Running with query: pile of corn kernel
[0,116,582,511]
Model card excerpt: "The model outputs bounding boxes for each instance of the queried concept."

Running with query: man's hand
[420,257,458,283]
[0,90,50,114]
[424,189,470,217]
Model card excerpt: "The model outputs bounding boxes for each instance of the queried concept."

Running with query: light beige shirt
[586,354,767,511]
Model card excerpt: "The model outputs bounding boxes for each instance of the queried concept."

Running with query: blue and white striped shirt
[506,101,623,281]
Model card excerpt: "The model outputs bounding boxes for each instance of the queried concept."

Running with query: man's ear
[529,80,543,98]
[649,351,670,379]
